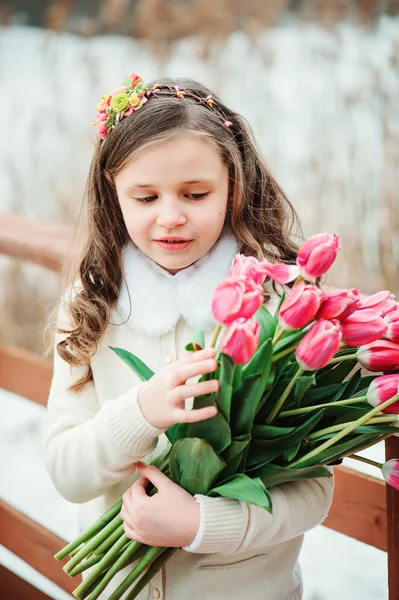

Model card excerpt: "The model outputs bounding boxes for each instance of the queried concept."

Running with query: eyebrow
[126,179,214,190]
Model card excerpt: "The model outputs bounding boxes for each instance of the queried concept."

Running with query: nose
[156,199,187,228]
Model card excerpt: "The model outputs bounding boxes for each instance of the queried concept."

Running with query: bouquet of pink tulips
[56,233,399,600]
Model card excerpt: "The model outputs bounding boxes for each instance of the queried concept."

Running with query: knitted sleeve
[44,307,164,504]
[182,469,334,554]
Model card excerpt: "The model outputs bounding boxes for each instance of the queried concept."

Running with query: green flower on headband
[110,92,130,113]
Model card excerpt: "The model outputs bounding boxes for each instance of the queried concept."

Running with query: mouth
[154,238,193,251]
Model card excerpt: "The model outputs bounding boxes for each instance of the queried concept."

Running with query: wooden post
[385,436,399,600]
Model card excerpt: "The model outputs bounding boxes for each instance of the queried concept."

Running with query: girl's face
[114,133,230,274]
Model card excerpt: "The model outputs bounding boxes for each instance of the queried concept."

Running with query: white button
[152,588,161,599]
[164,354,173,364]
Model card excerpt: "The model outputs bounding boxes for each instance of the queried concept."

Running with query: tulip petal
[381,459,399,491]
[260,261,300,284]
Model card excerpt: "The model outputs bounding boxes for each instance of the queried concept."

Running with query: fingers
[174,405,218,423]
[174,378,219,402]
[183,347,216,363]
[172,358,218,387]
[136,462,168,489]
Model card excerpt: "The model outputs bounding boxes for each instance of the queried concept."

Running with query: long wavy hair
[56,78,302,392]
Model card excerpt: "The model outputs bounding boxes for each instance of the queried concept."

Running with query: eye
[134,195,158,203]
[186,192,209,200]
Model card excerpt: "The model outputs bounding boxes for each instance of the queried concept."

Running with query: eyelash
[134,192,209,203]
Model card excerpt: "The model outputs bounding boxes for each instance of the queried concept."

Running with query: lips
[154,238,193,251]
[154,238,192,242]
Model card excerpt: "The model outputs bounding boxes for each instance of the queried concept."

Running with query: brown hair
[56,78,301,391]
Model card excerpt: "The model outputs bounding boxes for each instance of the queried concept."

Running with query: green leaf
[242,338,272,380]
[209,474,273,513]
[165,422,188,444]
[247,409,325,468]
[254,305,276,345]
[110,347,154,381]
[186,395,231,453]
[185,330,206,352]
[309,424,397,443]
[316,359,358,386]
[123,76,133,88]
[245,339,274,415]
[215,353,235,422]
[283,441,302,462]
[296,432,379,467]
[273,328,307,355]
[169,438,225,495]
[230,373,264,437]
[251,463,332,486]
[273,292,286,323]
[293,375,316,403]
[300,383,343,407]
[252,423,296,439]
[222,435,251,462]
[219,434,252,480]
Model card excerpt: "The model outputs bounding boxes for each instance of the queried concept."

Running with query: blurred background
[0,1,398,599]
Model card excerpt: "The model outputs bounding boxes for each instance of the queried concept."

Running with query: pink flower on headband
[94,72,235,139]
[94,73,149,139]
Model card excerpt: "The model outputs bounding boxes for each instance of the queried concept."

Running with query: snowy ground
[0,388,388,600]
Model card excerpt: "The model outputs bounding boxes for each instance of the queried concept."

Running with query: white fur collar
[117,226,240,336]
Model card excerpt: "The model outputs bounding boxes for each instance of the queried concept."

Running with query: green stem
[64,515,122,574]
[328,354,358,365]
[108,546,166,600]
[271,343,297,363]
[64,514,123,574]
[307,414,398,440]
[125,548,177,600]
[290,393,399,468]
[265,367,304,424]
[272,324,284,346]
[55,500,122,561]
[279,395,368,417]
[73,537,141,599]
[210,324,222,349]
[69,553,104,577]
[349,454,382,469]
[93,524,126,556]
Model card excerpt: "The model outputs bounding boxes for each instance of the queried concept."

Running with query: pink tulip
[366,374,399,414]
[228,254,267,286]
[297,233,341,279]
[258,260,300,285]
[340,308,387,347]
[279,281,324,330]
[384,308,399,343]
[381,459,399,491]
[212,277,264,326]
[220,318,260,364]
[295,319,342,371]
[357,340,399,372]
[316,288,361,321]
[359,290,396,317]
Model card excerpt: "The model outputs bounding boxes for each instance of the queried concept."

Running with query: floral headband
[94,73,233,140]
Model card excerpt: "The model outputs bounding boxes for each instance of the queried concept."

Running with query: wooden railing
[0,212,398,598]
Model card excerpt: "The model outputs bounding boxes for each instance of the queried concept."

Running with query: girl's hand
[137,347,219,430]
[121,462,200,547]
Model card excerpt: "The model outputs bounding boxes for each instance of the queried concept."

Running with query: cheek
[120,204,150,236]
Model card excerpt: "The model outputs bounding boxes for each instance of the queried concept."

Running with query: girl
[45,75,334,600]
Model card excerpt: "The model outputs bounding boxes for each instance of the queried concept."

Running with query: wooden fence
[0,212,398,599]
